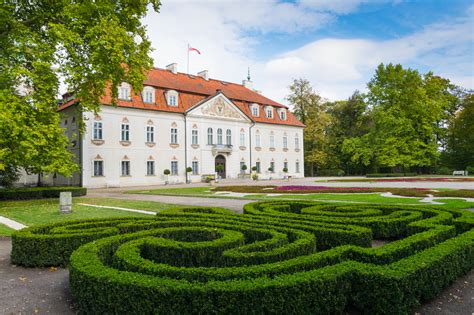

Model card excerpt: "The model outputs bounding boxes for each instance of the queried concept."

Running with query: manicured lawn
[0,223,14,236]
[255,193,423,204]
[0,198,184,228]
[128,187,213,196]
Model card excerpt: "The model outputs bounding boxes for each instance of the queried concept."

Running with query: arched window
[217,128,223,145]
[207,128,213,145]
[226,129,232,145]
[142,86,155,103]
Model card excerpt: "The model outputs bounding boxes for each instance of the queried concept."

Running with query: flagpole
[187,43,190,74]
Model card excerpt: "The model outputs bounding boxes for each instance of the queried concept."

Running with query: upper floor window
[279,109,287,120]
[192,129,198,145]
[207,128,213,145]
[270,135,275,148]
[265,106,273,118]
[146,125,155,143]
[121,123,130,141]
[283,134,288,149]
[255,134,261,147]
[217,128,223,145]
[295,134,300,149]
[93,121,103,140]
[142,86,155,103]
[170,128,178,144]
[118,83,131,100]
[250,103,259,117]
[240,131,245,147]
[226,129,232,145]
[166,90,179,107]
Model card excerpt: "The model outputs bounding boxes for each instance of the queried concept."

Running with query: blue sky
[144,0,474,103]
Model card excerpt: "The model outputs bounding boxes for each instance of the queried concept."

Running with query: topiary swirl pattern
[11,201,474,314]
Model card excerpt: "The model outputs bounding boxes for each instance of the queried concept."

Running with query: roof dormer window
[278,108,287,120]
[118,82,131,100]
[250,103,259,117]
[265,106,273,119]
[142,86,155,104]
[166,90,179,107]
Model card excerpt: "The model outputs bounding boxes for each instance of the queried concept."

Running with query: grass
[254,193,423,204]
[127,187,212,196]
[0,198,184,229]
[0,223,14,237]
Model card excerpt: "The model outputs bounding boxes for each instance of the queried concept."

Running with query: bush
[466,166,474,174]
[366,173,417,177]
[317,169,345,176]
[0,165,20,188]
[163,169,171,175]
[0,186,86,201]
[12,202,474,314]
[435,167,452,175]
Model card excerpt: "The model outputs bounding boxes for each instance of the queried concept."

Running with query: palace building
[48,63,304,188]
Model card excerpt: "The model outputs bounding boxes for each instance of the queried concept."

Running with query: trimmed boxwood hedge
[366,173,418,177]
[0,186,87,200]
[11,202,474,314]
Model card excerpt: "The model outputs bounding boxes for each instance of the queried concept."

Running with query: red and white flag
[188,46,201,55]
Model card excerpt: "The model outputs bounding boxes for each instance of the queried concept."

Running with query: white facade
[75,93,304,188]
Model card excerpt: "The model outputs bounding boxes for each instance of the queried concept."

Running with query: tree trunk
[37,173,42,187]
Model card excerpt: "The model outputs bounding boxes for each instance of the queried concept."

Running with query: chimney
[197,70,209,80]
[166,63,178,74]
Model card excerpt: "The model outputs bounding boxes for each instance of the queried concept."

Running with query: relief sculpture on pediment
[201,97,242,119]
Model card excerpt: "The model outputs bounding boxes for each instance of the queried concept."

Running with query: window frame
[171,161,178,175]
[226,129,232,145]
[255,134,261,147]
[93,121,103,140]
[170,128,178,144]
[192,161,199,175]
[217,128,223,145]
[146,125,155,143]
[191,129,198,145]
[121,123,130,141]
[121,160,131,176]
[240,132,245,147]
[146,160,155,176]
[93,160,104,177]
[207,128,213,145]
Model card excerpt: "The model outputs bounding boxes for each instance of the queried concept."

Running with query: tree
[287,79,332,175]
[0,0,161,177]
[444,94,474,168]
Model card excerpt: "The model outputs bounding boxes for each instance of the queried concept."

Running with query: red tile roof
[59,67,304,127]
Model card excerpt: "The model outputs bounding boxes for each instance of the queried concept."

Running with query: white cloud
[144,1,473,103]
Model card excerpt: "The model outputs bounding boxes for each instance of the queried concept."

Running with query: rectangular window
[192,161,199,175]
[169,95,177,106]
[93,122,103,140]
[170,128,178,144]
[119,87,130,100]
[270,161,275,173]
[93,160,103,176]
[121,161,130,176]
[146,126,154,143]
[252,107,259,116]
[280,111,286,120]
[266,108,273,118]
[295,136,300,149]
[283,136,288,149]
[226,130,232,145]
[255,134,261,147]
[171,161,178,175]
[256,162,261,173]
[144,91,154,103]
[146,161,155,176]
[270,135,275,148]
[207,128,213,145]
[121,124,130,141]
[192,130,198,145]
[296,161,300,173]
[284,161,288,170]
[240,132,245,147]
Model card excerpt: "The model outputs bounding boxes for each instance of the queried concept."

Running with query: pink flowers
[275,186,369,191]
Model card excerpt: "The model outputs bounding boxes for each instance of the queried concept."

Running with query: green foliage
[0,165,20,188]
[317,169,345,176]
[0,186,86,200]
[163,169,170,175]
[435,167,452,175]
[366,173,417,178]
[12,201,474,313]
[0,0,161,175]
[241,164,247,171]
[186,167,192,173]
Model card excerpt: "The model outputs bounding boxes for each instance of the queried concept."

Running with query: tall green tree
[0,0,160,176]
[287,79,332,175]
[444,94,474,168]
[343,63,460,173]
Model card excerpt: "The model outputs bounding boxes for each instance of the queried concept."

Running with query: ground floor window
[192,161,199,175]
[269,161,275,173]
[93,160,103,176]
[296,161,300,173]
[121,161,130,176]
[147,161,155,176]
[256,161,261,173]
[171,161,178,175]
[240,161,246,174]
[284,161,288,171]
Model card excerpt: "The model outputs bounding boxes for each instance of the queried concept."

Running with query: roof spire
[247,67,251,81]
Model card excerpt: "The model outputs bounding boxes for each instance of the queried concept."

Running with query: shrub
[317,169,345,176]
[186,167,192,173]
[251,166,257,171]
[283,167,288,173]
[466,166,474,174]
[366,173,417,177]
[0,186,86,201]
[0,165,20,188]
[163,169,171,175]
[435,167,452,175]
[241,164,247,171]
[12,202,474,314]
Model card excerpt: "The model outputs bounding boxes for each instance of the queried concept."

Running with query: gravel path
[0,238,472,314]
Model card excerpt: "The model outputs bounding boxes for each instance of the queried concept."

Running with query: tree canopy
[0,0,160,177]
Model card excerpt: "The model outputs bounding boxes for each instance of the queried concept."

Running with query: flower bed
[11,202,474,314]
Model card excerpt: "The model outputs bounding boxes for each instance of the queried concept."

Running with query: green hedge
[366,173,417,177]
[0,186,87,200]
[12,202,474,314]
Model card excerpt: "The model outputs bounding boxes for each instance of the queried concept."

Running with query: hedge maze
[11,201,474,314]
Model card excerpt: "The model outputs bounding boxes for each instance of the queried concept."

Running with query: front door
[215,155,226,179]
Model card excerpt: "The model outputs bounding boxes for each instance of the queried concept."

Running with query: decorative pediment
[187,94,250,122]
